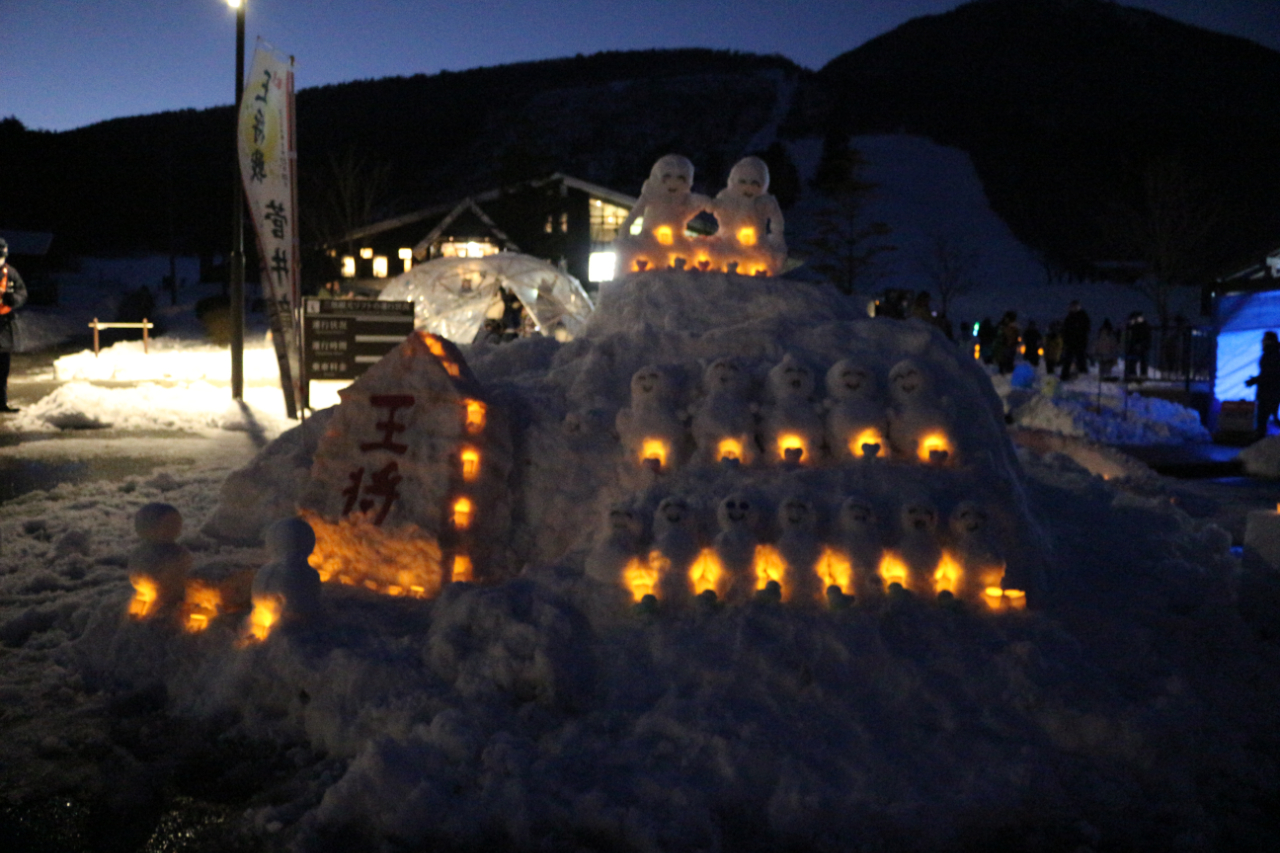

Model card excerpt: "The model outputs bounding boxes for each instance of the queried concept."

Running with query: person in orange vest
[0,238,29,413]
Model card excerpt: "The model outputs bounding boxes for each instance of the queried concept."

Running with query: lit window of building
[439,240,499,259]
[359,247,374,259]
[372,256,389,278]
[588,251,617,282]
[341,256,356,278]
[590,199,632,243]
[398,248,413,273]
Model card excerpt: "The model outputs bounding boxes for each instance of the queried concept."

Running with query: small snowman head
[704,357,747,394]
[266,517,317,562]
[779,494,816,534]
[135,502,183,544]
[949,501,987,538]
[825,359,877,401]
[606,503,645,541]
[768,354,815,400]
[655,496,694,532]
[650,154,694,195]
[630,365,671,405]
[901,500,938,534]
[888,359,929,403]
[727,156,769,199]
[717,492,759,533]
[839,496,877,533]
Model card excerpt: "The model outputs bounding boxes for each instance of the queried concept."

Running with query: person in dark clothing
[1246,330,1280,440]
[1022,319,1042,367]
[977,317,995,364]
[995,310,1020,375]
[1124,311,1151,380]
[1060,300,1090,381]
[0,239,28,413]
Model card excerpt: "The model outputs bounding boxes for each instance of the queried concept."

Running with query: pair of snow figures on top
[615,354,958,473]
[614,154,787,277]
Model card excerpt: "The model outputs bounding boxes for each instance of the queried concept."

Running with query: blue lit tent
[1216,288,1280,403]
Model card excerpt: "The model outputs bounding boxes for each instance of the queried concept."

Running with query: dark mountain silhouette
[3,1,1278,290]
[801,0,1280,279]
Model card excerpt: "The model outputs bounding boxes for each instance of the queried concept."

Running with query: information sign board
[303,298,415,381]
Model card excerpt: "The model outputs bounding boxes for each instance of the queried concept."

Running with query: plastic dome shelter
[377,252,595,345]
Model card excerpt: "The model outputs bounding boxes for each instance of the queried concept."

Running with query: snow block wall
[208,271,1049,606]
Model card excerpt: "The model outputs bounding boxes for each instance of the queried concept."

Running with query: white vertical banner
[238,38,300,417]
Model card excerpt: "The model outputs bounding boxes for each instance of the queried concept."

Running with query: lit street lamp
[228,0,246,400]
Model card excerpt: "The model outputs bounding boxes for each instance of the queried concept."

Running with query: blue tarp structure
[1216,289,1280,402]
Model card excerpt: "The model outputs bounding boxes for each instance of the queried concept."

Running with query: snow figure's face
[266,517,317,560]
[902,501,938,534]
[630,365,668,403]
[888,360,927,402]
[780,495,815,532]
[950,502,987,536]
[825,360,875,400]
[727,157,770,199]
[656,496,692,529]
[839,497,876,531]
[769,355,815,399]
[135,502,183,543]
[705,357,746,393]
[717,493,758,531]
[651,155,694,196]
[607,505,644,539]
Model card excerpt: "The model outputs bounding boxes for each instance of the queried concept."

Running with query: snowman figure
[759,354,825,466]
[615,365,686,473]
[650,496,701,604]
[614,154,710,274]
[714,492,762,604]
[691,357,758,466]
[823,359,889,462]
[886,358,956,465]
[775,493,823,604]
[836,495,885,599]
[946,500,1006,601]
[252,517,322,622]
[894,497,942,592]
[585,502,649,588]
[708,156,787,276]
[127,502,192,618]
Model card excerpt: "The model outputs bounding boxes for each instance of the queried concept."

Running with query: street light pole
[229,0,246,401]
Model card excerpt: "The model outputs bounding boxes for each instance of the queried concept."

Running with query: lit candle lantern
[460,447,480,481]
[777,433,807,464]
[452,497,473,529]
[641,438,668,471]
[918,432,952,464]
[815,547,853,596]
[464,400,486,434]
[737,227,757,247]
[655,226,674,246]
[754,544,787,596]
[1244,503,1280,569]
[879,552,910,591]
[933,551,964,596]
[688,548,723,596]
[850,428,884,459]
[623,556,659,602]
[452,554,473,583]
[127,576,158,618]
[717,437,743,463]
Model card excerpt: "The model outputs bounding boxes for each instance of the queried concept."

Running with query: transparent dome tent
[377,253,595,345]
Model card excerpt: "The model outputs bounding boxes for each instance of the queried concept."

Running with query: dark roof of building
[0,229,54,256]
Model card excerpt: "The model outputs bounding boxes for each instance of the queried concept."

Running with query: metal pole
[230,1,246,400]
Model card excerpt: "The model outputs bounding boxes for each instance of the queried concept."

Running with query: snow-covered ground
[1,268,1279,852]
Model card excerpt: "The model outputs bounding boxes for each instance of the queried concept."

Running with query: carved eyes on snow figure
[840,498,875,527]
[951,502,987,534]
[657,497,689,526]
[889,360,925,397]
[903,503,938,532]
[719,494,754,527]
[781,496,813,527]
[632,366,663,397]
[608,507,643,536]
[707,358,742,389]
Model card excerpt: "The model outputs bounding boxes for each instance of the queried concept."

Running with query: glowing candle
[737,227,757,247]
[688,548,722,596]
[777,433,807,464]
[655,226,674,246]
[641,438,668,471]
[933,551,963,596]
[717,437,743,463]
[918,432,952,464]
[815,547,853,596]
[850,428,884,459]
[464,400,486,434]
[452,497,473,530]
[878,552,910,591]
[460,447,480,481]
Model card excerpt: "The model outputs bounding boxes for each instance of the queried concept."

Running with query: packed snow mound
[1239,436,1280,478]
[208,270,1048,601]
[995,373,1212,445]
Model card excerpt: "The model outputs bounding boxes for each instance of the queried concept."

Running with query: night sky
[4,0,1279,133]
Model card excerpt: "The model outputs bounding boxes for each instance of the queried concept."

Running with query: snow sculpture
[650,496,701,604]
[760,354,824,466]
[714,492,761,604]
[691,357,758,466]
[889,497,941,593]
[127,503,192,620]
[300,330,512,599]
[946,501,1021,609]
[824,360,888,461]
[248,518,322,641]
[775,494,823,604]
[615,155,710,274]
[836,496,884,600]
[615,365,686,473]
[887,358,955,464]
[585,503,649,596]
[708,156,786,277]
